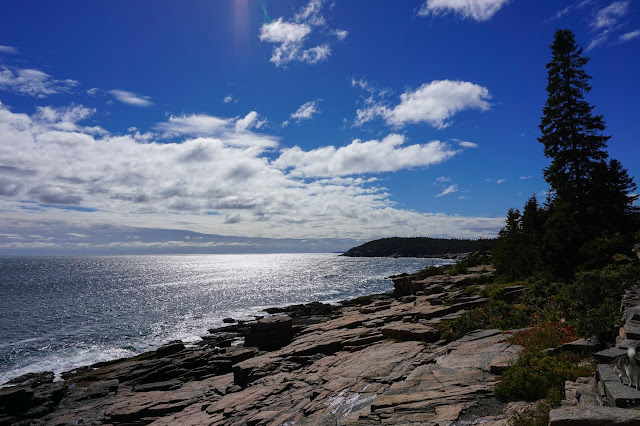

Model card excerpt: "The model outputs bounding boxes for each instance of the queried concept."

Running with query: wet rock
[155,341,186,357]
[0,386,35,416]
[245,315,293,351]
[3,372,54,388]
[222,317,236,323]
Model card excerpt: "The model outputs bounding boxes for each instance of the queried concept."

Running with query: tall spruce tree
[537,29,637,277]
[539,29,608,214]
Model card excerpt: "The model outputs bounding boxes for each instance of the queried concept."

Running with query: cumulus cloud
[34,105,107,135]
[291,100,320,122]
[0,67,78,98]
[274,134,459,177]
[235,111,267,132]
[109,89,153,107]
[418,0,511,21]
[259,0,344,66]
[0,102,503,242]
[356,80,491,129]
[154,112,275,148]
[0,45,18,55]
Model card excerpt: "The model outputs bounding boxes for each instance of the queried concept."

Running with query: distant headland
[342,237,495,259]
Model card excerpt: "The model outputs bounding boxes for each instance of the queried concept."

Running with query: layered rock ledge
[9,264,634,425]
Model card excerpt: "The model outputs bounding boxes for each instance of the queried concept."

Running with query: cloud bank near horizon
[0,100,503,251]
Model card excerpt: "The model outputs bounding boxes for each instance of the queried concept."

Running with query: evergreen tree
[539,29,609,211]
[537,29,637,277]
[493,208,523,280]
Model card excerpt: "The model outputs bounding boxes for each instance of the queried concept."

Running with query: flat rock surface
[0,270,541,425]
[550,406,640,425]
[598,364,640,408]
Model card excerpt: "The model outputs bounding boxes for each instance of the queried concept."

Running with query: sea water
[0,253,449,385]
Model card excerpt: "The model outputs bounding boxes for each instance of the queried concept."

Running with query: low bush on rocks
[436,281,531,343]
[507,387,563,426]
[436,300,530,343]
[495,320,595,403]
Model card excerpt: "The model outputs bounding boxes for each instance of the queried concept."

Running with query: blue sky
[0,0,638,254]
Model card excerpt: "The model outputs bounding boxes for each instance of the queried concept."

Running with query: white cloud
[0,67,78,98]
[0,101,503,244]
[587,1,631,50]
[260,18,311,44]
[156,114,231,137]
[496,178,506,184]
[300,44,331,64]
[273,134,458,177]
[223,95,234,103]
[34,105,107,135]
[592,1,629,30]
[334,29,349,40]
[356,80,491,129]
[154,112,275,147]
[620,29,640,42]
[435,176,451,183]
[258,0,344,67]
[86,88,99,96]
[109,89,153,107]
[418,0,511,22]
[235,111,267,132]
[0,45,18,55]
[291,100,320,121]
[547,0,593,22]
[456,140,479,148]
[519,176,532,180]
[435,184,459,198]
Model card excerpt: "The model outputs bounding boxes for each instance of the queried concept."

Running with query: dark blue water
[0,254,448,385]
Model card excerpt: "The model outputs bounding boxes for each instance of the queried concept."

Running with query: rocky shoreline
[2,264,639,425]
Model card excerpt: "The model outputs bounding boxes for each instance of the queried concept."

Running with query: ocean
[0,253,449,386]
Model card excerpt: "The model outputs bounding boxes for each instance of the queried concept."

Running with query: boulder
[245,315,293,351]
[3,371,54,388]
[381,323,440,342]
[155,340,185,357]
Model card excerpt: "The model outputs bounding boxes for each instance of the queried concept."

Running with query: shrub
[496,320,594,403]
[508,319,577,353]
[436,300,530,343]
[495,351,594,402]
[557,263,639,340]
[508,387,563,426]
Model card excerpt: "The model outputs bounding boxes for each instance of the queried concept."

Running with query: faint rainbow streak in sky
[232,0,250,51]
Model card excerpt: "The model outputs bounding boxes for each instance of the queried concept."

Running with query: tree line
[493,29,639,281]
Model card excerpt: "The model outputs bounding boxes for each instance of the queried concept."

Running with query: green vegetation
[436,282,530,343]
[489,29,639,424]
[493,29,638,282]
[343,236,495,258]
[425,29,639,424]
[495,321,595,425]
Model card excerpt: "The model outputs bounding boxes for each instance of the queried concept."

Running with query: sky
[0,0,639,254]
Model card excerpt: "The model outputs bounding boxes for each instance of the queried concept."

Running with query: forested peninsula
[342,237,495,258]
